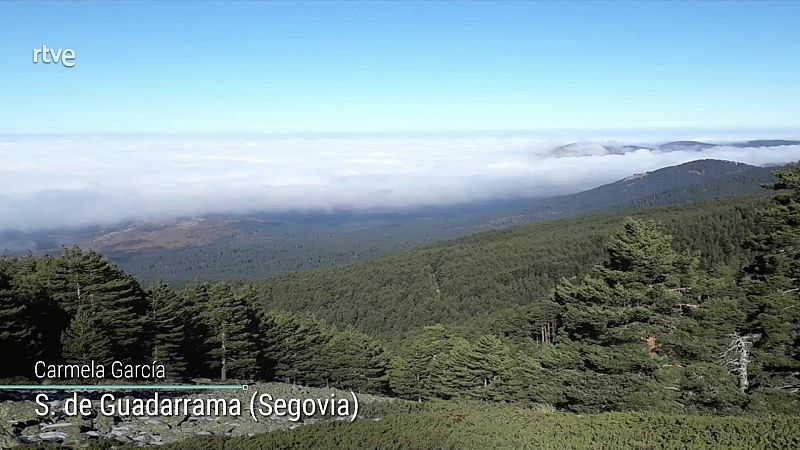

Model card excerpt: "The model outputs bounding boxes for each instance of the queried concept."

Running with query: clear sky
[1,1,798,133]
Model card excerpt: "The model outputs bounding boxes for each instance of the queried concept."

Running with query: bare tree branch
[720,332,756,393]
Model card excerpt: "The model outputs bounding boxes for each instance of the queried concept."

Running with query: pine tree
[556,218,698,360]
[430,335,513,401]
[49,248,149,363]
[741,165,800,393]
[389,324,457,401]
[466,335,515,400]
[679,362,746,413]
[61,304,113,364]
[7,254,64,365]
[604,218,680,287]
[180,283,215,378]
[149,282,186,379]
[505,351,565,407]
[260,310,330,385]
[0,262,38,377]
[323,327,390,393]
[429,338,475,399]
[200,283,259,380]
[553,218,713,410]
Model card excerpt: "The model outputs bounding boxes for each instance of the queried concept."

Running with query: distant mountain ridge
[550,138,800,157]
[487,159,775,227]
[732,139,800,148]
[658,140,718,151]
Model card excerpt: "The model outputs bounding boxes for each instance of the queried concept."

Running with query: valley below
[1,158,781,285]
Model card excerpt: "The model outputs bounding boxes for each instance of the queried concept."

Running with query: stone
[38,431,67,440]
[40,422,74,430]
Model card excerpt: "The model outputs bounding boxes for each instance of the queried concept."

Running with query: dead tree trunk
[536,322,556,344]
[721,332,754,392]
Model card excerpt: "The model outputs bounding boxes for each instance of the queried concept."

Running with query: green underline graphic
[0,385,245,390]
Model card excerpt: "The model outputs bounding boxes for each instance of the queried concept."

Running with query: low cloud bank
[1,133,799,231]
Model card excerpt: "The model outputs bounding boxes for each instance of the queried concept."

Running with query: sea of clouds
[1,133,799,231]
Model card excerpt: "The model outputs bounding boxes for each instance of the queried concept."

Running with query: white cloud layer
[1,133,799,231]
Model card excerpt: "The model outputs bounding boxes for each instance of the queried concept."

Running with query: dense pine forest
[255,195,769,340]
[2,166,799,430]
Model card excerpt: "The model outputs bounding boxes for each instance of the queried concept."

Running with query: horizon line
[1,125,799,137]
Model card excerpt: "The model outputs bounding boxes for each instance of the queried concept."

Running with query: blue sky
[1,1,799,133]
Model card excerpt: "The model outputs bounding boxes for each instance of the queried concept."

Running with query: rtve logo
[33,45,76,68]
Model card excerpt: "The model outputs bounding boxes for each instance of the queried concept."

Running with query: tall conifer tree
[49,248,149,362]
[0,262,39,377]
[556,219,698,361]
[260,310,330,385]
[149,282,187,379]
[61,304,113,364]
[200,283,259,380]
[741,166,800,393]
[323,327,390,393]
[389,324,456,401]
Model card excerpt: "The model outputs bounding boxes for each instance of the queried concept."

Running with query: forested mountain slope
[255,195,770,339]
[488,159,774,226]
[0,159,775,285]
[115,159,776,283]
[2,166,799,431]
